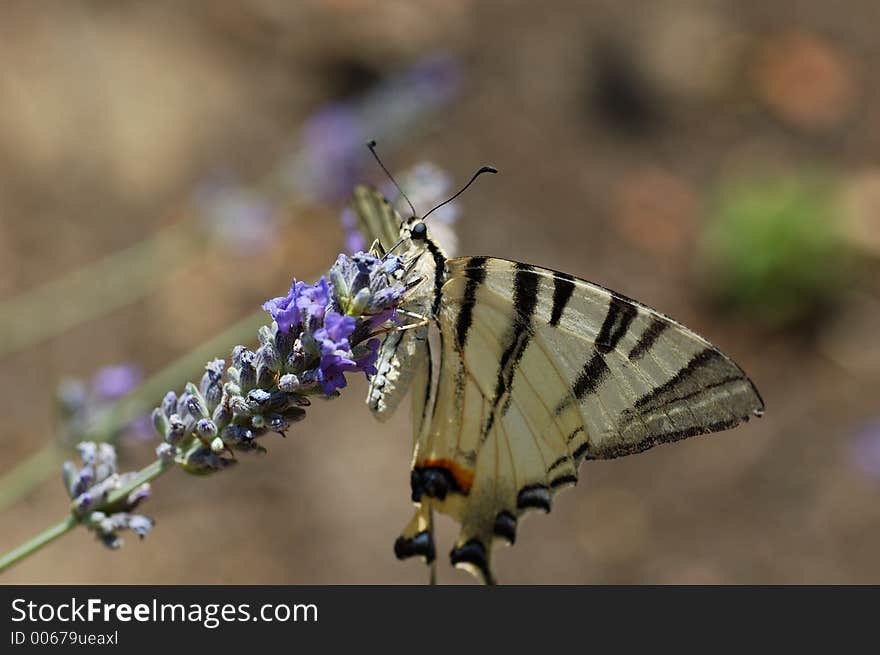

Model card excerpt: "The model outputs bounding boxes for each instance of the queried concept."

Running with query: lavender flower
[92,364,142,401]
[849,419,880,479]
[298,106,364,202]
[54,250,409,555]
[195,173,278,256]
[329,252,405,318]
[62,442,153,550]
[56,363,148,446]
[284,53,462,204]
[151,251,407,474]
[340,208,366,254]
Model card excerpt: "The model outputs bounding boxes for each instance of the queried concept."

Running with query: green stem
[0,458,173,575]
[105,459,171,507]
[0,516,78,574]
[0,219,198,359]
[0,445,67,513]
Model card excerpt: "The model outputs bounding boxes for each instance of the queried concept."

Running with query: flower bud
[195,418,218,441]
[62,461,79,498]
[151,407,168,438]
[127,483,151,509]
[128,515,153,538]
[156,443,175,463]
[200,359,225,411]
[165,415,187,445]
[260,341,282,373]
[278,373,300,393]
[161,391,178,418]
[238,351,257,391]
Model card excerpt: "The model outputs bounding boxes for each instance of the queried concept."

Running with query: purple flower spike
[316,312,356,347]
[356,339,382,377]
[850,420,880,479]
[93,364,142,401]
[409,53,462,107]
[263,278,332,333]
[296,277,331,322]
[301,105,363,202]
[341,208,367,254]
[195,173,277,256]
[263,280,306,333]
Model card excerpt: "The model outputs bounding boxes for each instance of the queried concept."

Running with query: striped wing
[351,185,403,254]
[350,185,433,421]
[412,257,764,583]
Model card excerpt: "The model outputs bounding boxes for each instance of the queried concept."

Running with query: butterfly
[352,145,765,584]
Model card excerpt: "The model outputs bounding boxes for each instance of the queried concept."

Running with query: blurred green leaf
[702,175,854,326]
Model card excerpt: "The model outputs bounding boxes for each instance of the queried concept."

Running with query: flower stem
[0,516,78,574]
[0,458,173,575]
[0,219,198,360]
[105,458,172,507]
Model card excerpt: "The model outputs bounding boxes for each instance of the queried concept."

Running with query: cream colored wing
[350,185,440,423]
[409,257,764,583]
[351,185,403,254]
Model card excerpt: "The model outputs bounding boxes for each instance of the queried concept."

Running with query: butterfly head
[407,220,428,243]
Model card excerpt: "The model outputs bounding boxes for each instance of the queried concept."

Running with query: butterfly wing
[350,185,438,423]
[410,257,764,583]
[351,184,404,254]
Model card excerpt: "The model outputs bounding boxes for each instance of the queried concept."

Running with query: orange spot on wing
[421,458,475,494]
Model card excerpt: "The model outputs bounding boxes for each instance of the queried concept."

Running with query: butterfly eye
[410,222,428,241]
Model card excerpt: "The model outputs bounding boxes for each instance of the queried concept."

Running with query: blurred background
[2,0,880,584]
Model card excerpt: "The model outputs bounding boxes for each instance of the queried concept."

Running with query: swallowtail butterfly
[354,144,764,584]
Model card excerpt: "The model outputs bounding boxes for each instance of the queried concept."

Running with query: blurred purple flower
[407,53,462,107]
[850,420,880,478]
[286,52,462,205]
[93,364,142,401]
[124,413,155,443]
[195,173,277,256]
[300,105,364,202]
[341,208,366,254]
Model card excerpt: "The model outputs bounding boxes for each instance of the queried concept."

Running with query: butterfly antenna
[367,140,418,218]
[422,165,498,221]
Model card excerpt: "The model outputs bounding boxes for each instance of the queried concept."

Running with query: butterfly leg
[395,310,430,332]
[368,310,430,340]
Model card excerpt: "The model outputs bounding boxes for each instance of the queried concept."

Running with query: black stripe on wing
[554,289,636,413]
[455,256,487,349]
[483,263,539,437]
[596,293,638,354]
[426,238,447,316]
[628,317,669,361]
[633,348,734,412]
[550,272,575,327]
